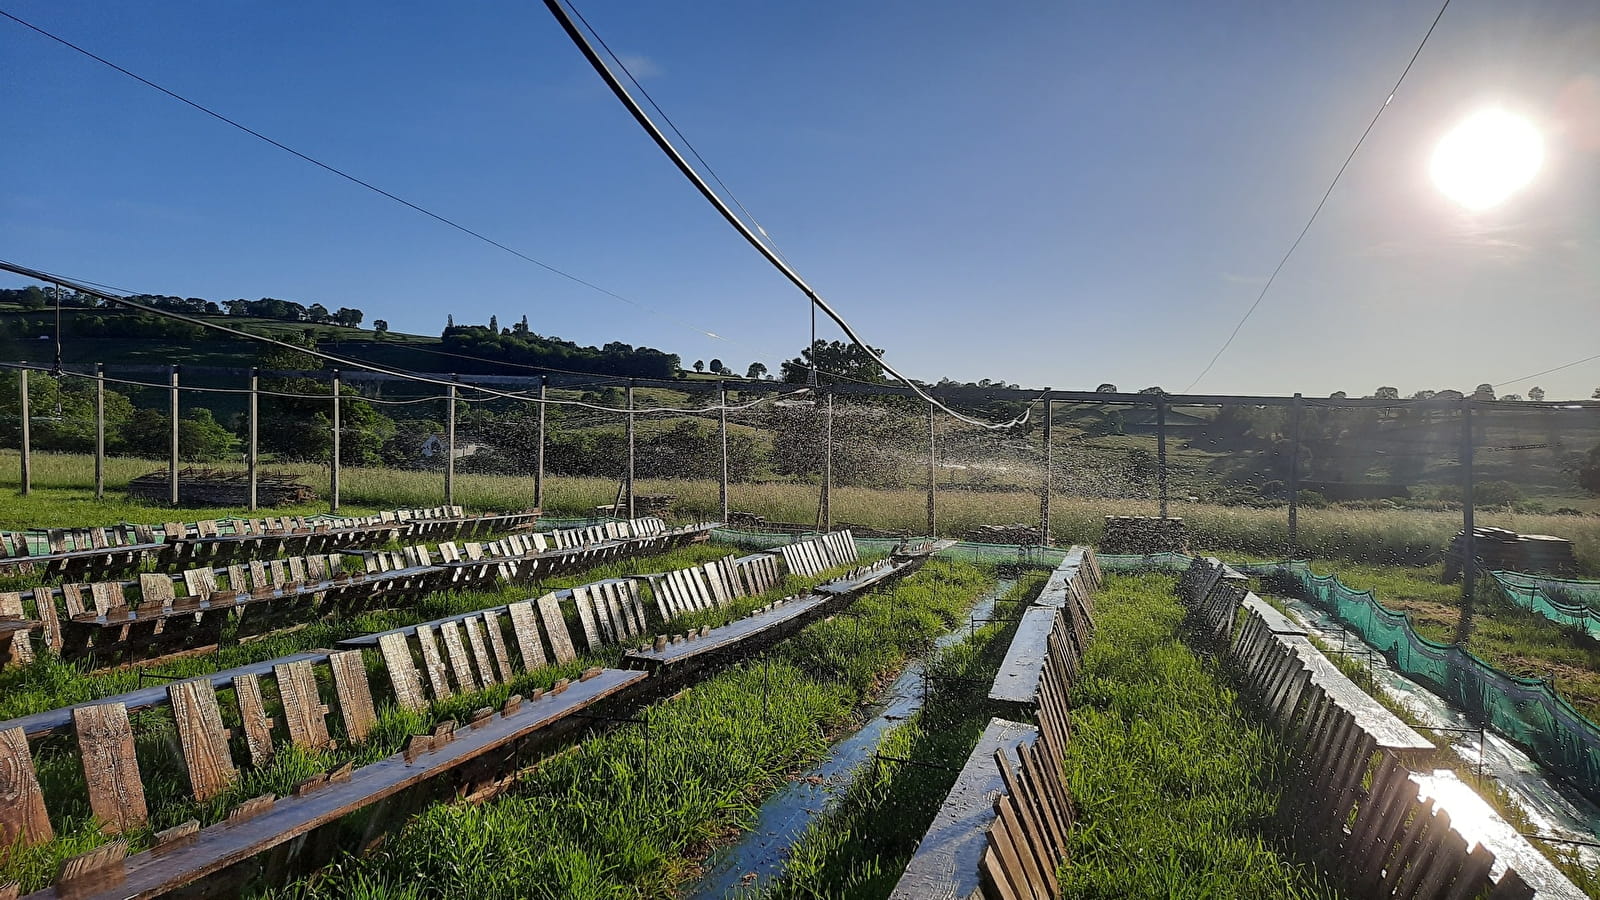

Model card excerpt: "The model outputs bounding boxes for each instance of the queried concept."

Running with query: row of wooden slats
[776,530,860,578]
[649,552,780,624]
[1229,602,1542,899]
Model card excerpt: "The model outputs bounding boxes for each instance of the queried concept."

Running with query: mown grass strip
[1058,573,1340,900]
[271,560,994,899]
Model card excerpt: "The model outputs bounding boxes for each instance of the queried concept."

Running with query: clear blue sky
[3,1,1598,397]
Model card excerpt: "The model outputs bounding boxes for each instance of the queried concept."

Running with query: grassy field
[3,450,1599,572]
[1058,573,1339,899]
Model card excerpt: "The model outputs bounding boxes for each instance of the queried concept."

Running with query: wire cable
[544,0,1035,431]
[0,6,730,344]
[1184,0,1453,392]
[1492,351,1600,391]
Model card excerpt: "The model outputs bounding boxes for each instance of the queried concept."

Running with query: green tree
[373,319,389,337]
[693,360,705,373]
[746,362,767,380]
[1528,386,1545,401]
[780,340,885,385]
[123,408,237,461]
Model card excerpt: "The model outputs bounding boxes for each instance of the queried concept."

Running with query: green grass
[759,571,1045,899]
[269,559,995,899]
[1058,573,1339,899]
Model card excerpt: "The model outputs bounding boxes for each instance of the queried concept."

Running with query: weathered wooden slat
[507,601,547,672]
[328,650,377,743]
[167,680,237,802]
[233,674,276,767]
[0,725,53,849]
[482,609,515,684]
[0,592,33,664]
[378,632,427,712]
[537,592,577,664]
[571,585,604,650]
[439,622,479,694]
[274,659,332,750]
[463,617,498,687]
[72,703,148,834]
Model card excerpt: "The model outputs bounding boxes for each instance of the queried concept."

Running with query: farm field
[3,449,1600,571]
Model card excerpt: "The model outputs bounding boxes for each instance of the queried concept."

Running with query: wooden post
[1461,398,1476,603]
[1156,393,1168,518]
[94,363,105,499]
[329,370,341,513]
[247,369,259,511]
[1288,393,1303,556]
[821,390,833,530]
[718,381,729,524]
[1040,394,1052,545]
[926,401,937,538]
[534,376,546,509]
[445,377,457,507]
[17,366,30,496]
[169,365,180,506]
[625,381,635,520]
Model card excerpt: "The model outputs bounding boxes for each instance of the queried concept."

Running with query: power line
[1492,351,1600,390]
[0,6,732,345]
[546,0,1039,431]
[1184,0,1453,392]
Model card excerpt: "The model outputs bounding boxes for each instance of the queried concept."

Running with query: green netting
[709,528,1070,566]
[1242,560,1600,804]
[1493,571,1600,641]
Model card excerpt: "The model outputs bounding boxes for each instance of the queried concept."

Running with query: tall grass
[2,450,1597,571]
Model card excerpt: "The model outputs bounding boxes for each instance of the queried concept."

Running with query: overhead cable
[543,0,1037,431]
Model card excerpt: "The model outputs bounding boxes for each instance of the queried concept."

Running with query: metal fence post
[625,380,635,520]
[445,376,457,507]
[94,363,105,500]
[719,381,730,524]
[1156,392,1168,518]
[169,365,180,506]
[248,368,259,511]
[1288,392,1303,556]
[822,390,833,530]
[926,401,937,538]
[329,369,341,513]
[1040,393,1052,544]
[1461,398,1476,603]
[535,376,546,510]
[18,366,29,496]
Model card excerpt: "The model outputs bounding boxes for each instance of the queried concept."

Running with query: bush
[1297,490,1329,509]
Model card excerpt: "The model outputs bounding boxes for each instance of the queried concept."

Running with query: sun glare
[1430,108,1543,210]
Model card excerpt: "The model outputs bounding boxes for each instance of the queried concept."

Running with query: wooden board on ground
[988,606,1061,706]
[1242,594,1307,635]
[1277,633,1433,755]
[72,704,147,833]
[167,680,237,802]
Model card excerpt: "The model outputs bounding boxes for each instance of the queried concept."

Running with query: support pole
[1156,393,1169,518]
[1461,398,1476,603]
[445,377,457,507]
[247,368,259,511]
[926,401,937,538]
[329,369,341,513]
[718,381,729,524]
[169,365,180,506]
[1288,392,1303,556]
[1040,394,1052,544]
[94,363,105,500]
[821,390,833,530]
[17,367,29,496]
[625,381,636,520]
[534,376,546,509]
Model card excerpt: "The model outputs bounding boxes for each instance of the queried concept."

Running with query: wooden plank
[33,586,61,654]
[463,617,498,687]
[232,674,275,767]
[482,609,515,684]
[626,581,649,636]
[415,625,453,701]
[182,568,216,601]
[329,650,377,743]
[506,601,547,672]
[274,659,332,750]
[72,703,148,834]
[989,607,1061,706]
[167,679,237,802]
[439,622,480,694]
[537,592,577,664]
[0,592,32,664]
[571,585,604,650]
[378,632,427,712]
[1277,634,1433,754]
[0,725,53,848]
[1242,594,1306,635]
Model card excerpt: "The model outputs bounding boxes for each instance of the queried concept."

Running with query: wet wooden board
[0,725,53,848]
[233,674,275,767]
[889,718,1039,900]
[72,704,148,833]
[1242,594,1307,635]
[463,617,498,686]
[989,607,1061,706]
[274,660,331,750]
[329,650,377,742]
[1277,634,1433,754]
[1407,771,1585,900]
[378,632,427,712]
[537,592,577,664]
[414,625,452,702]
[0,652,328,741]
[438,622,479,694]
[167,680,237,802]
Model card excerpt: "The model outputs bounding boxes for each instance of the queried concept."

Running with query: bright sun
[1430,108,1544,210]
